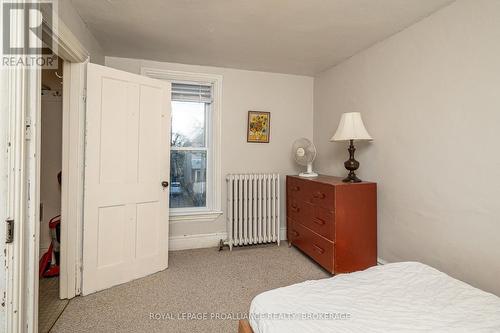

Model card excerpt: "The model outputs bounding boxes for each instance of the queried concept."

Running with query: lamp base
[342,172,362,183]
[343,139,363,183]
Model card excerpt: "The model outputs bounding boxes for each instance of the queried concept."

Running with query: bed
[240,262,500,333]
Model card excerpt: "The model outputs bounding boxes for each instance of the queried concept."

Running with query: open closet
[38,55,68,333]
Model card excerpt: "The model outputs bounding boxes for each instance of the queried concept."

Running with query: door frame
[60,60,87,299]
[4,6,89,332]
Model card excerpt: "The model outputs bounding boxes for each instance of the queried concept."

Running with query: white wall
[105,56,314,241]
[313,0,500,295]
[58,0,104,64]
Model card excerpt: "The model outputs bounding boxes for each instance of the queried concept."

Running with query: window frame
[141,67,223,223]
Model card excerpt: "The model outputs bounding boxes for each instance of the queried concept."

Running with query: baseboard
[169,227,288,251]
[377,258,388,265]
[169,232,227,251]
[280,227,287,241]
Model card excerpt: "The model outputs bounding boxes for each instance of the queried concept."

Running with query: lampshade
[330,112,373,142]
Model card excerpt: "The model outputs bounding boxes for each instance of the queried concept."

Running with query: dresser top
[288,174,376,186]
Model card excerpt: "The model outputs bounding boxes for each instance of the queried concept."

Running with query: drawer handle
[292,230,299,237]
[291,205,300,212]
[313,192,326,199]
[291,186,300,191]
[313,244,325,254]
[313,217,326,226]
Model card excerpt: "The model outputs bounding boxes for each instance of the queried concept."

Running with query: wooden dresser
[286,175,377,274]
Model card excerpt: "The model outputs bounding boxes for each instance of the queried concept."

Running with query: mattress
[249,262,500,333]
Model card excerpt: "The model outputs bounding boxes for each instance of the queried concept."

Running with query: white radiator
[225,173,280,250]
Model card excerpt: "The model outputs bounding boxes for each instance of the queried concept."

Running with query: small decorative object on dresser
[292,138,318,178]
[287,174,376,274]
[330,112,372,183]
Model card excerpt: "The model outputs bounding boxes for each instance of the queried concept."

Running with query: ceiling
[71,0,454,75]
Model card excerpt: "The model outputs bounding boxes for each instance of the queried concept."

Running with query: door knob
[161,181,169,188]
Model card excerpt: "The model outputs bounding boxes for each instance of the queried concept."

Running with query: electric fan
[292,138,318,178]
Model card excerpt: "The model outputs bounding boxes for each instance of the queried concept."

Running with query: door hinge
[5,219,14,244]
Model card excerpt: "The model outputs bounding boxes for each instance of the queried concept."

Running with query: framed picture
[247,111,270,143]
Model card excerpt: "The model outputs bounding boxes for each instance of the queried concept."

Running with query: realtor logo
[2,0,58,68]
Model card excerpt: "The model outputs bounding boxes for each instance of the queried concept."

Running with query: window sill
[169,210,223,223]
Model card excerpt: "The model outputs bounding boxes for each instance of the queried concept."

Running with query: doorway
[6,14,172,331]
[4,9,91,332]
[38,55,69,333]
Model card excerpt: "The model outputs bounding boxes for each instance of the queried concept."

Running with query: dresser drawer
[287,176,310,200]
[288,219,334,272]
[302,203,334,241]
[309,183,335,210]
[287,197,303,221]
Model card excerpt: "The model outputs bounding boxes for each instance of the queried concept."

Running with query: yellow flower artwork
[247,111,270,143]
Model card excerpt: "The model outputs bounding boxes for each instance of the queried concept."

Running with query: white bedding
[249,262,500,333]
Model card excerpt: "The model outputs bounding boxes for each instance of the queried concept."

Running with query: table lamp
[330,112,372,183]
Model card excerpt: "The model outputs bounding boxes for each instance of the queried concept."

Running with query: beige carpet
[39,277,69,333]
[51,243,329,332]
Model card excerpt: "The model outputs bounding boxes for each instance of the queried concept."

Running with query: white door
[82,63,171,295]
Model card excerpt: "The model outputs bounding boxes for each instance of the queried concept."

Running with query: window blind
[172,83,212,103]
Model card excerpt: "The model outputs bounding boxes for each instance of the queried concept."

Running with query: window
[170,84,211,209]
[141,67,223,222]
